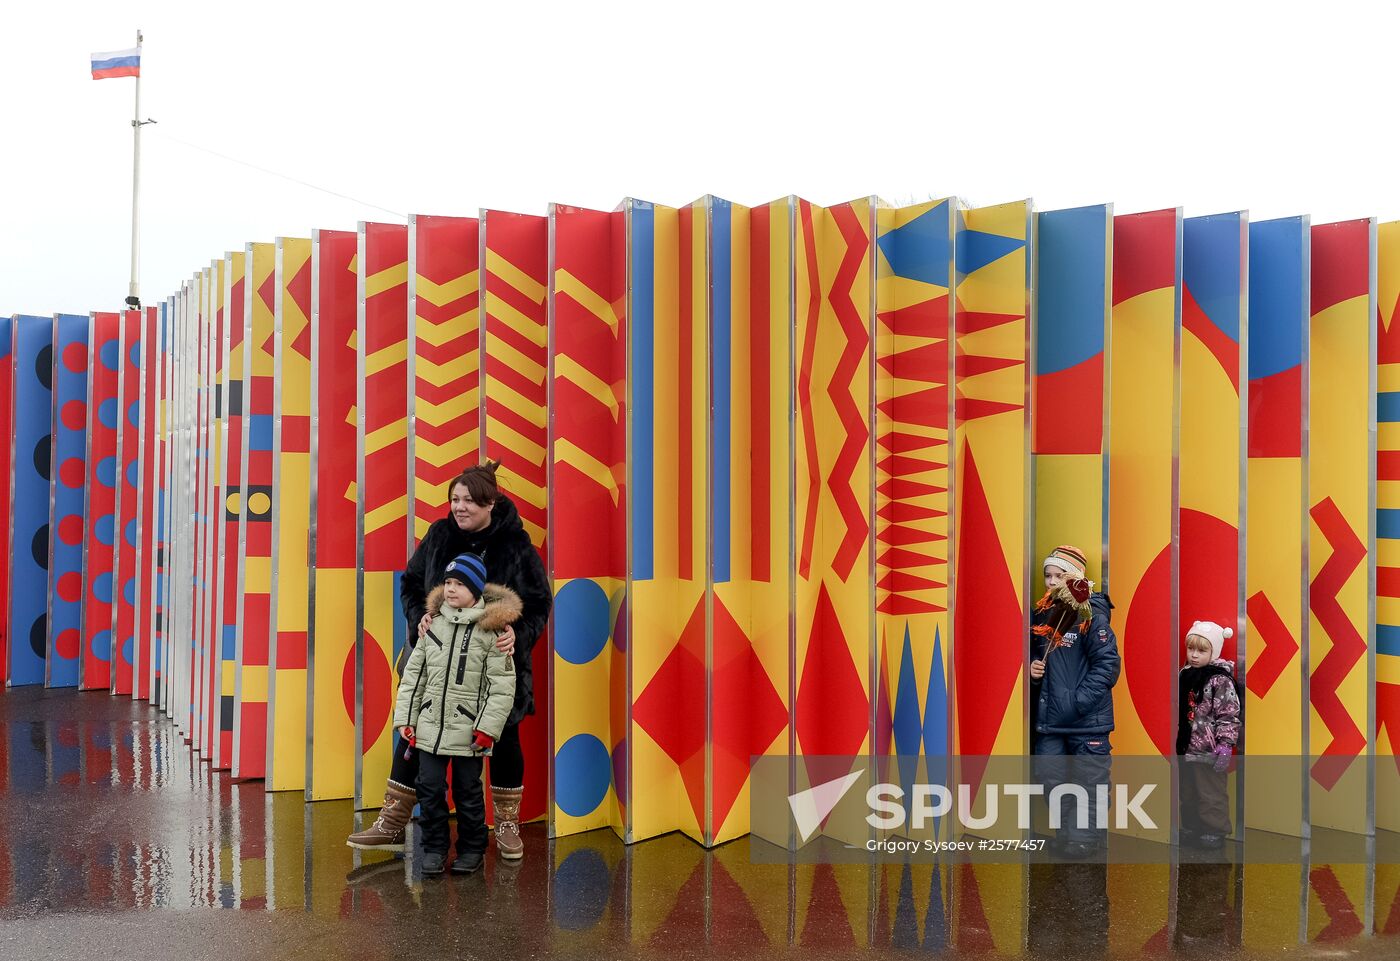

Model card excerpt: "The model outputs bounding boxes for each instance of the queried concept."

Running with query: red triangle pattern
[953,442,1022,764]
[712,597,787,836]
[631,599,708,828]
[796,584,870,759]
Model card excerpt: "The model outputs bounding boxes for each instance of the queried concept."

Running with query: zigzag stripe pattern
[827,204,875,581]
[483,213,549,547]
[411,216,479,537]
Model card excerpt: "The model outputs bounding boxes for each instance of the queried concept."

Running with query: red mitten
[1064,577,1091,605]
[473,730,495,751]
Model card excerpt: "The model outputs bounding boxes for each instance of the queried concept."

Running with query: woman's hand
[496,624,516,656]
[418,613,432,638]
[1030,658,1045,680]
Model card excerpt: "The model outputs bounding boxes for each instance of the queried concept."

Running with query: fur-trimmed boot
[491,785,525,860]
[346,780,417,852]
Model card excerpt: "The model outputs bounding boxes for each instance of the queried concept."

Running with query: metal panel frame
[305,230,322,800]
[544,204,557,837]
[232,245,256,777]
[1367,217,1379,842]
[5,317,16,689]
[622,196,635,843]
[352,222,368,807]
[1300,216,1313,838]
[405,216,418,559]
[79,313,98,689]
[266,239,286,775]
[45,315,61,688]
[132,306,150,700]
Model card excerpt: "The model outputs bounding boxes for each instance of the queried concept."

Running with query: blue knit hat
[443,552,487,597]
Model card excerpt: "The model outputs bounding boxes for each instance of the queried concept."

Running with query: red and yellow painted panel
[1107,208,1181,758]
[550,204,628,837]
[626,199,706,843]
[1307,863,1370,942]
[481,208,549,823]
[201,258,227,759]
[267,236,312,792]
[410,214,480,539]
[1244,217,1309,836]
[1033,205,1112,589]
[874,199,953,814]
[307,229,359,801]
[1379,219,1400,834]
[1308,218,1375,835]
[1243,865,1304,951]
[112,308,143,695]
[1108,865,1169,954]
[81,311,120,692]
[793,197,874,836]
[793,863,873,948]
[1377,863,1400,937]
[952,864,1025,955]
[215,251,247,770]
[710,197,792,845]
[1180,214,1245,661]
[953,200,1031,763]
[233,242,275,780]
[357,221,409,804]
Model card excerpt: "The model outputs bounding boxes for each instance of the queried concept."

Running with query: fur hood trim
[426,582,523,632]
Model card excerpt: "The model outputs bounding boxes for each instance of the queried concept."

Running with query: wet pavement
[1,686,1398,960]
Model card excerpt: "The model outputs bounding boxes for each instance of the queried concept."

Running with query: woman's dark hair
[448,460,502,505]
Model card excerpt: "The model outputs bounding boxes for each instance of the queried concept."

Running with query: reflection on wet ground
[1,686,1397,959]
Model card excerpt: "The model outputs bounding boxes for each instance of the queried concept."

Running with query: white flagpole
[126,29,143,309]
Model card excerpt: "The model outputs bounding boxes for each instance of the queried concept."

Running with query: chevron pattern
[411,215,480,539]
[483,211,549,548]
[550,205,627,837]
[361,223,410,568]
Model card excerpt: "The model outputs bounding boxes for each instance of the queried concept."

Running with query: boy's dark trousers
[391,722,525,787]
[1179,759,1231,836]
[1032,734,1112,845]
[416,751,490,858]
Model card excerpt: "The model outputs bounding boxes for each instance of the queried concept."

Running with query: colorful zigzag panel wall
[3,198,1399,848]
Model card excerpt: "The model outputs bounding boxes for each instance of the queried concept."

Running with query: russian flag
[91,47,140,80]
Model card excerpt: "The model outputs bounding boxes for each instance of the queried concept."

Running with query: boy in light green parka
[394,552,519,875]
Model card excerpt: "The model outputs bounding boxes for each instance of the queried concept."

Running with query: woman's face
[450,484,493,533]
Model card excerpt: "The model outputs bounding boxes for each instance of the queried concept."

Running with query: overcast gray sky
[2,0,1396,315]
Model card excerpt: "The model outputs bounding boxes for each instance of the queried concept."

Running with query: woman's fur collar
[426,582,523,632]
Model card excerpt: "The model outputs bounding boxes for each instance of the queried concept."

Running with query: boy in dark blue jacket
[1029,545,1121,857]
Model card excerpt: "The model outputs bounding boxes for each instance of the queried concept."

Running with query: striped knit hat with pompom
[1042,544,1088,579]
